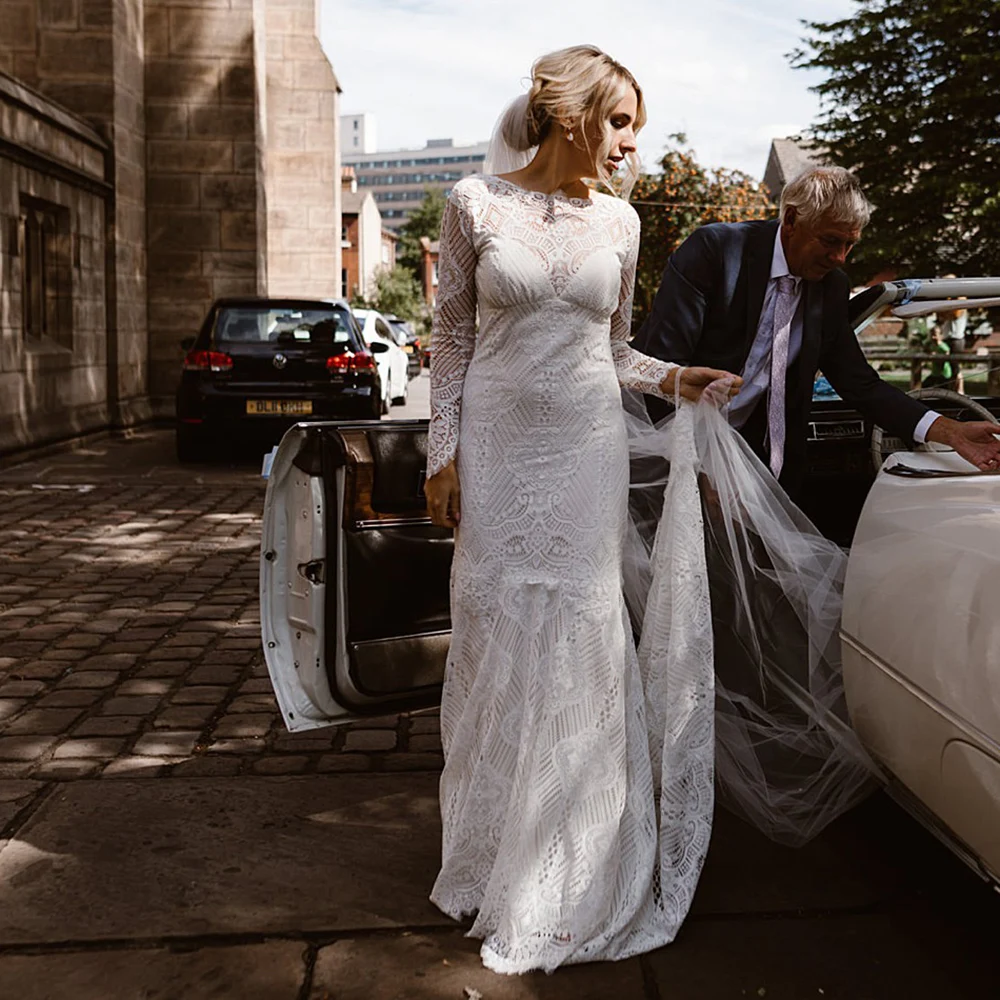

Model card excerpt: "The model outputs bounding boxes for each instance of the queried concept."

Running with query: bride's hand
[660,367,743,403]
[426,462,461,528]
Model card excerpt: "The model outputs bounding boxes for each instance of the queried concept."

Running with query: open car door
[260,420,452,731]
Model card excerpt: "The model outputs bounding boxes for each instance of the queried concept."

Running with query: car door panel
[261,419,452,730]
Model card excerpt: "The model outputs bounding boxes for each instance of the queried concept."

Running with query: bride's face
[578,87,639,178]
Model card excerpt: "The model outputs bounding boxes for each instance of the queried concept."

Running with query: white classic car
[260,277,1000,887]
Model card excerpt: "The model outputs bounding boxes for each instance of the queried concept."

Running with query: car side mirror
[180,336,196,351]
[368,341,389,354]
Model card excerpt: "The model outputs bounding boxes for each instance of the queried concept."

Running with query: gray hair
[779,166,872,230]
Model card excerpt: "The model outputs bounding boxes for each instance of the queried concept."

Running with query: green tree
[352,266,429,335]
[396,187,447,277]
[793,0,1000,279]
[630,136,773,328]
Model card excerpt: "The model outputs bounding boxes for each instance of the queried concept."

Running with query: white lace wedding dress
[426,174,714,974]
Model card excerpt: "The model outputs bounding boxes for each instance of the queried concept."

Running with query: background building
[344,136,489,230]
[763,136,826,200]
[341,166,384,301]
[341,112,377,155]
[0,0,341,455]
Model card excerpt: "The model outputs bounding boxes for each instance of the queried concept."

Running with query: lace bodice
[427,174,676,477]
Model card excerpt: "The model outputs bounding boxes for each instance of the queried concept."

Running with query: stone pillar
[110,0,151,425]
[144,0,259,412]
[260,0,340,298]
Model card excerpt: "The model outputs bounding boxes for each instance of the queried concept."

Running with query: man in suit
[634,166,1000,496]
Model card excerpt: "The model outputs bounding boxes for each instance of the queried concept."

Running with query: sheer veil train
[622,383,877,847]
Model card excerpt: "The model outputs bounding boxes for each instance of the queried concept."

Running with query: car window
[215,307,354,346]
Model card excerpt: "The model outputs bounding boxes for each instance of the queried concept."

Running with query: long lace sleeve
[611,206,678,396]
[427,186,478,477]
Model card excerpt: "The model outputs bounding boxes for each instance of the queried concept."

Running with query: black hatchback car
[175,297,386,461]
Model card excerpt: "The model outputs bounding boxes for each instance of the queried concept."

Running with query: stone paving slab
[646,909,994,999]
[0,771,914,951]
[0,775,448,945]
[0,942,308,1000]
[309,930,648,999]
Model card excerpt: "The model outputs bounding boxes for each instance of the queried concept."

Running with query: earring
[566,131,574,142]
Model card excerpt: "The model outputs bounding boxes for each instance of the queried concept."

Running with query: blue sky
[320,0,857,179]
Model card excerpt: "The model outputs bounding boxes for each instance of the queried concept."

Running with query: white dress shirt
[729,227,939,444]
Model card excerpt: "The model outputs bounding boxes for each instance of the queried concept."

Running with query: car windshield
[215,306,354,346]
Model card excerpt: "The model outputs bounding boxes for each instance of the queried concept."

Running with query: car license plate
[245,400,313,416]
[403,345,414,353]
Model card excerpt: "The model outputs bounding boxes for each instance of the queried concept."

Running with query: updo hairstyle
[497,45,646,195]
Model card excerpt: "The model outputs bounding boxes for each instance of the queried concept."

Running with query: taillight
[184,350,233,372]
[326,352,377,373]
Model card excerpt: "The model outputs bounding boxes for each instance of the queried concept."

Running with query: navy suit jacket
[632,219,929,493]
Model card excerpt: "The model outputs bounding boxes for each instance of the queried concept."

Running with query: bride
[424,45,872,975]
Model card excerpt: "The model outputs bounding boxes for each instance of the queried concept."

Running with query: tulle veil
[621,382,878,847]
[484,95,537,175]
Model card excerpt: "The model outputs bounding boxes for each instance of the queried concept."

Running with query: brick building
[0,0,341,455]
[340,166,380,301]
[419,236,439,309]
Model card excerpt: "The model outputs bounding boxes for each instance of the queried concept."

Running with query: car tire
[176,423,206,463]
[381,391,390,416]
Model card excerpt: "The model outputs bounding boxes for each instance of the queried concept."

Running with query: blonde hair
[498,45,647,197]
[780,166,872,230]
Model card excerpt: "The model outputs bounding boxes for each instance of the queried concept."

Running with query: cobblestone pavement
[0,422,440,803]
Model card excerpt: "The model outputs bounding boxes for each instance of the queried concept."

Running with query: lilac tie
[768,275,798,479]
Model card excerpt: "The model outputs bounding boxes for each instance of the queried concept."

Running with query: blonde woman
[424,45,741,973]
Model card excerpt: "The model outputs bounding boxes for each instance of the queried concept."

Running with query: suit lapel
[743,220,779,360]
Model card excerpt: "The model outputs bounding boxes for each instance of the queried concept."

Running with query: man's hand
[426,461,461,528]
[661,367,743,403]
[926,416,1000,471]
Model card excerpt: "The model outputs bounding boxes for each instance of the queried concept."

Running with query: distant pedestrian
[922,325,953,389]
[939,274,968,391]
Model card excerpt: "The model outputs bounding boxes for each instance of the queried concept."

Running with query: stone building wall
[2,0,152,427]
[0,74,111,450]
